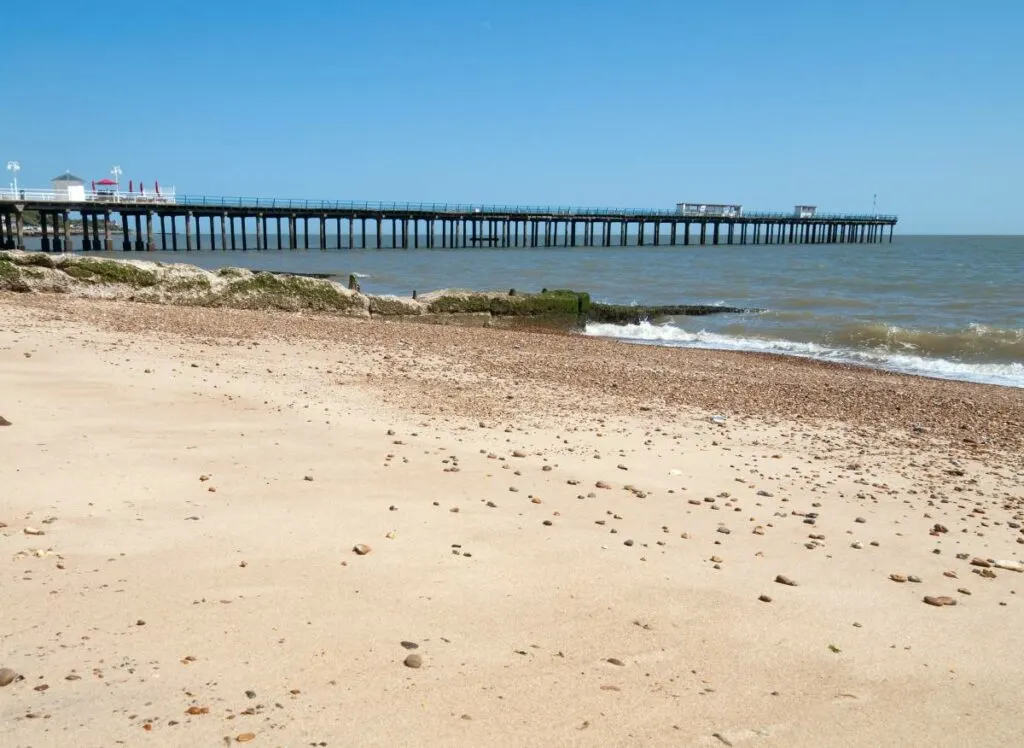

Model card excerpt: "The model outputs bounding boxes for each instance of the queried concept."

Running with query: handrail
[0,189,897,221]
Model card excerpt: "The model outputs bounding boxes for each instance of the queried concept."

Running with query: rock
[404,654,423,668]
[400,641,419,650]
[245,690,257,699]
[512,450,527,458]
[23,527,44,536]
[710,555,723,563]
[993,560,1024,573]
[775,575,798,587]
[958,587,972,595]
[923,595,957,607]
[758,594,772,603]
[716,527,731,535]
[65,674,81,681]
[889,574,908,583]
[595,481,611,489]
[185,706,209,715]
[0,416,11,427]
[855,517,867,523]
[352,544,372,555]
[970,558,992,568]
[908,575,922,583]
[136,619,146,626]
[236,734,257,743]
[606,658,625,667]
[623,539,634,547]
[0,668,20,687]
[303,475,314,481]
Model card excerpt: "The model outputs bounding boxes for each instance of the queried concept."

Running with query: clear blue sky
[2,0,1022,233]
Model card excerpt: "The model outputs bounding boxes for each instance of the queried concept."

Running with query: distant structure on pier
[794,205,817,218]
[51,172,86,202]
[676,202,743,218]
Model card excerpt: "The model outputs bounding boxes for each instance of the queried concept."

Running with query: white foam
[583,321,1024,388]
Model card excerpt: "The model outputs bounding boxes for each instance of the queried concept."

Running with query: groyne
[0,251,754,327]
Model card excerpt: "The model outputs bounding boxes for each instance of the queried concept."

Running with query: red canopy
[96,178,118,186]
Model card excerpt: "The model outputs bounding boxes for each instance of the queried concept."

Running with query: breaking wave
[583,321,1024,388]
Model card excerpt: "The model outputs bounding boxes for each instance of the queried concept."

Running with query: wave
[826,323,1024,361]
[583,322,1024,388]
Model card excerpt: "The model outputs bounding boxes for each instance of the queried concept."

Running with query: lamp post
[111,165,122,197]
[6,160,19,198]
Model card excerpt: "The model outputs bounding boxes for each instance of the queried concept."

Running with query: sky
[2,0,1022,234]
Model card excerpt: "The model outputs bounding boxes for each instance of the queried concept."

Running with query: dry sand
[1,295,1023,747]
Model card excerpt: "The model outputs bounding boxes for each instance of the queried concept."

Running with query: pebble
[512,450,527,458]
[855,517,867,523]
[775,575,798,587]
[404,654,423,668]
[623,539,634,547]
[758,594,772,603]
[236,733,257,743]
[595,481,611,489]
[352,544,372,555]
[889,574,908,583]
[923,595,957,607]
[606,658,625,667]
[0,416,11,427]
[400,641,419,650]
[0,668,19,687]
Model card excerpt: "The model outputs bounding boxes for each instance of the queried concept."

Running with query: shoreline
[2,293,1023,746]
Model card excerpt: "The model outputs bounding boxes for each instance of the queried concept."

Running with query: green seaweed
[219,272,358,312]
[426,295,494,314]
[61,258,158,287]
[369,297,421,315]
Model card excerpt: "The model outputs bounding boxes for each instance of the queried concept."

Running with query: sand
[1,294,1023,747]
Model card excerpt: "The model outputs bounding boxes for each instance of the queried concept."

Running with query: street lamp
[6,161,19,198]
[110,165,122,197]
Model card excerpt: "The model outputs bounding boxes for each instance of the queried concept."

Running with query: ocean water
[22,234,1024,388]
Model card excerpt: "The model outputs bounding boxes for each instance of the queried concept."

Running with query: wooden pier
[0,194,897,252]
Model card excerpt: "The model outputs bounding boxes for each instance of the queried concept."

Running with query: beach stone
[908,575,922,583]
[606,658,625,667]
[775,575,798,587]
[623,539,634,547]
[0,416,11,427]
[855,517,867,523]
[0,668,19,687]
[404,654,423,668]
[400,641,419,650]
[889,574,908,583]
[596,481,612,489]
[512,450,527,458]
[923,595,957,607]
[758,594,772,603]
[352,544,372,555]
[236,733,256,743]
[970,557,991,568]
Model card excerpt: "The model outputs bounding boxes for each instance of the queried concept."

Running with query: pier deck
[0,193,897,252]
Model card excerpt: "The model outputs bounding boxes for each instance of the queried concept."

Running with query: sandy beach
[2,294,1023,747]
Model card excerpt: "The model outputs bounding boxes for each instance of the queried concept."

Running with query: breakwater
[0,251,749,327]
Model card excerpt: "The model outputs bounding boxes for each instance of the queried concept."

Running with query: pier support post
[146,212,154,251]
[80,214,91,251]
[134,214,144,251]
[185,212,193,251]
[256,214,263,250]
[92,212,100,249]
[209,216,216,250]
[168,215,177,251]
[39,213,49,251]
[302,217,309,249]
[119,212,130,251]
[319,215,326,250]
[228,215,236,250]
[161,216,167,250]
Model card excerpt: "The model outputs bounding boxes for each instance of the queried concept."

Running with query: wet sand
[2,295,1023,747]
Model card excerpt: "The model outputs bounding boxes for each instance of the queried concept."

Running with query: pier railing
[0,189,177,204]
[170,195,894,221]
[0,189,895,221]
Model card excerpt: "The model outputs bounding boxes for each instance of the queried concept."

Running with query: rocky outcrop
[0,251,753,327]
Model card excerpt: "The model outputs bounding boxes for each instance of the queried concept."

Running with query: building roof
[51,171,85,183]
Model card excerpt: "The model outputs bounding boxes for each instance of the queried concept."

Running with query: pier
[0,192,897,252]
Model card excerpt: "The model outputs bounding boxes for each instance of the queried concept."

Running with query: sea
[22,233,1024,388]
